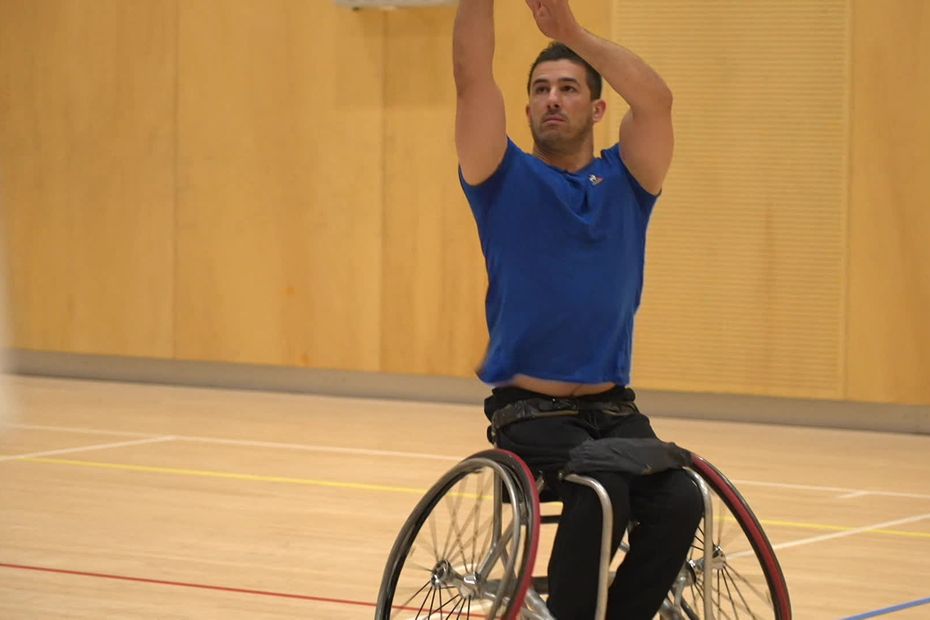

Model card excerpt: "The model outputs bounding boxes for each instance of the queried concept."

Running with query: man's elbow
[638,88,673,118]
[653,84,673,112]
[629,82,673,115]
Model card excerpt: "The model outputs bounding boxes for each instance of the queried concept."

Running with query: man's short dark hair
[527,42,603,100]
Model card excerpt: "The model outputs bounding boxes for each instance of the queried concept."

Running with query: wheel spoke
[720,563,740,619]
[722,565,768,618]
[477,520,515,582]
[444,472,493,573]
[437,592,464,618]
[475,510,496,577]
[429,512,440,564]
[450,594,468,619]
[415,584,434,619]
[390,579,432,617]
[728,563,774,604]
[440,475,467,561]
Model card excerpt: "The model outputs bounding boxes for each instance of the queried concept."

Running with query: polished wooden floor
[1,376,928,619]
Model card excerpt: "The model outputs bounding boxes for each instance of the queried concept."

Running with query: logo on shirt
[588,174,604,186]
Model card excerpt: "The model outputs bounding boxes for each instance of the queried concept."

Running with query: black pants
[486,387,703,620]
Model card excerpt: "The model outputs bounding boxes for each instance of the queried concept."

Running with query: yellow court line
[23,457,429,496]
[20,457,930,540]
[21,457,492,500]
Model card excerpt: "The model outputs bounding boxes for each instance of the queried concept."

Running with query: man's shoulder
[597,143,622,165]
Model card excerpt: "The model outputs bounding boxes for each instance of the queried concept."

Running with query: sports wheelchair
[375,441,791,619]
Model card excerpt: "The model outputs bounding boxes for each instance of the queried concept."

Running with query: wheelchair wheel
[670,454,792,619]
[376,449,540,619]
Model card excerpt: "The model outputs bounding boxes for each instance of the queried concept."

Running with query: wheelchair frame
[376,448,791,619]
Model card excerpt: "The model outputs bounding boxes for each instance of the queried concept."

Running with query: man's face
[526,59,600,152]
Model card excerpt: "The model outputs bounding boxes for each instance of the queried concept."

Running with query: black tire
[672,454,792,619]
[376,449,541,619]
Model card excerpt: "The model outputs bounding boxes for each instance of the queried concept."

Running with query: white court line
[731,512,930,559]
[174,436,461,462]
[10,423,930,497]
[0,436,176,462]
[10,423,460,462]
[731,478,930,501]
[12,424,158,438]
[836,490,870,500]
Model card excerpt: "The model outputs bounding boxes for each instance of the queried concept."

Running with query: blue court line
[842,596,930,619]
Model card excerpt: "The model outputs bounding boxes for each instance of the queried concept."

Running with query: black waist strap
[490,397,638,430]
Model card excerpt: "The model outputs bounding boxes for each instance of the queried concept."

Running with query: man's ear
[593,99,607,123]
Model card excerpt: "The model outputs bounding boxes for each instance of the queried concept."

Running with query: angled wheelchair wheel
[669,455,792,620]
[376,449,540,619]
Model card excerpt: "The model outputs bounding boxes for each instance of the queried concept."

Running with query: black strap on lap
[490,397,638,431]
[563,438,692,476]
[486,396,689,477]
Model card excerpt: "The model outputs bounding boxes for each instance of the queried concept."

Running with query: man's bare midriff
[510,374,616,397]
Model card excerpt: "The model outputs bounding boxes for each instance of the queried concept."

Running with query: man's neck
[532,140,595,173]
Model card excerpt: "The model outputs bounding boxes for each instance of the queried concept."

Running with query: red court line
[0,562,376,609]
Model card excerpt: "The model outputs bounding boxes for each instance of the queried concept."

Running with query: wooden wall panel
[846,0,930,404]
[2,1,926,406]
[0,0,176,357]
[174,1,385,370]
[614,1,850,399]
[380,7,485,376]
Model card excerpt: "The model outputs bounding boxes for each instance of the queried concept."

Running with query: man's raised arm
[454,0,508,185]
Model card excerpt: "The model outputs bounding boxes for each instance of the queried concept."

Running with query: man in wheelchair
[486,390,702,619]
[454,0,703,617]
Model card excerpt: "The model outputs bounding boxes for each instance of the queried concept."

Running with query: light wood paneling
[174,1,384,370]
[3,1,927,408]
[0,0,176,357]
[380,7,486,376]
[614,1,850,399]
[846,0,930,405]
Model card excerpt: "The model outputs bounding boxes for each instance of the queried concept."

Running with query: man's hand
[525,0,582,43]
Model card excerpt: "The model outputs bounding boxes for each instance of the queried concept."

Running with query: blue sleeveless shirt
[460,139,657,386]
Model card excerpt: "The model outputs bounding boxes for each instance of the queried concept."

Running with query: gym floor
[1,376,927,619]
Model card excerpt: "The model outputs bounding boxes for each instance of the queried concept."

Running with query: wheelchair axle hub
[430,560,481,599]
[430,560,453,588]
